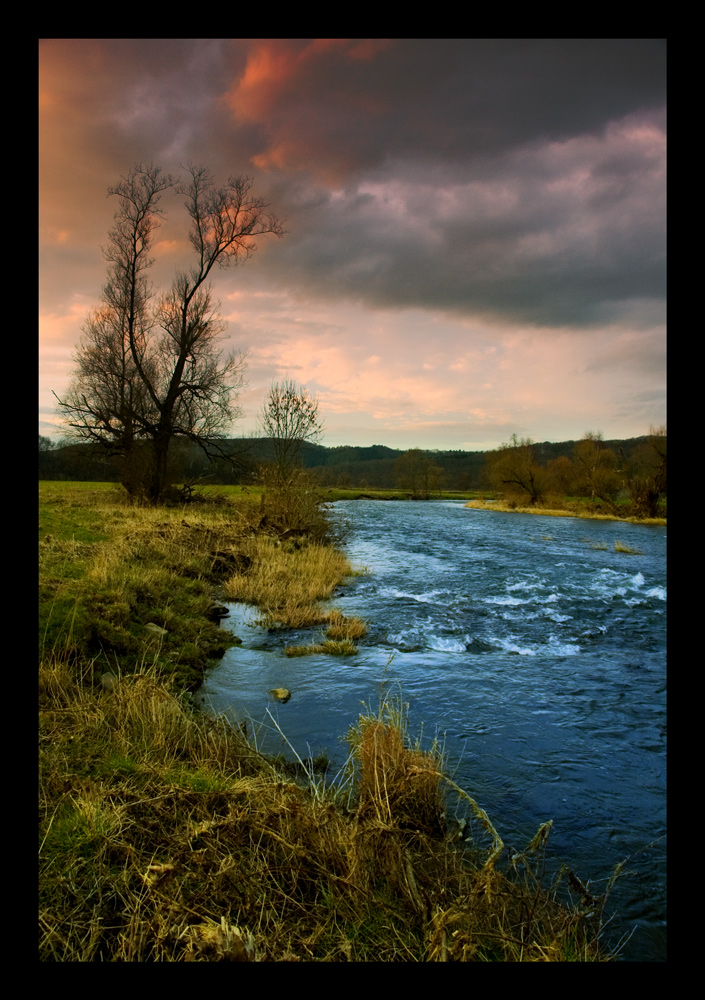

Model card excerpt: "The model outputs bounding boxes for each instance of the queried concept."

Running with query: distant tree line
[39,429,666,514]
[484,429,666,517]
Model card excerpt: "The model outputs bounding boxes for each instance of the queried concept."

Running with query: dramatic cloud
[39,39,666,448]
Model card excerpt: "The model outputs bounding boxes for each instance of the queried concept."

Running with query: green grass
[39,483,115,543]
[39,483,258,689]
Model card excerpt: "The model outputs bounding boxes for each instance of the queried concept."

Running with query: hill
[39,435,653,492]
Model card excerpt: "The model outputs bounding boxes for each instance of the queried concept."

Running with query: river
[197,499,667,962]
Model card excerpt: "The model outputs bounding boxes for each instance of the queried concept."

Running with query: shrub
[256,465,346,545]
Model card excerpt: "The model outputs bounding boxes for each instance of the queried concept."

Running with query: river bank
[464,498,667,525]
[39,481,626,961]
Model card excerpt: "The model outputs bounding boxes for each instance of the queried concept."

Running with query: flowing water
[198,500,667,961]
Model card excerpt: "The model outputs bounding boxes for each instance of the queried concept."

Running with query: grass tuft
[285,638,359,657]
[325,610,367,641]
[614,540,644,554]
[223,536,357,628]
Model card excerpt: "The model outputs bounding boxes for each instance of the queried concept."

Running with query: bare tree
[486,435,549,506]
[621,425,667,518]
[395,449,443,498]
[56,164,285,501]
[260,378,324,475]
[256,378,329,539]
[572,432,621,509]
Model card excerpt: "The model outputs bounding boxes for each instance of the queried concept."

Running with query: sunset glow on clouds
[39,39,666,449]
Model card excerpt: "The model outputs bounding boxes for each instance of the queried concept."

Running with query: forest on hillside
[39,432,665,510]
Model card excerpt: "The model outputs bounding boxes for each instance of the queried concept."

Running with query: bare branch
[55,163,283,501]
[260,379,324,474]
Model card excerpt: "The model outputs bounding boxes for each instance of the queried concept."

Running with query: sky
[39,38,666,452]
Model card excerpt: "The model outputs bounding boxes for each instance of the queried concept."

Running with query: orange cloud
[227,39,353,122]
[154,239,182,255]
[223,39,394,183]
[39,302,91,344]
[347,39,393,61]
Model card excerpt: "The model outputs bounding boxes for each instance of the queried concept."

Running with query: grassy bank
[465,498,666,526]
[39,481,623,961]
[40,482,255,691]
[39,480,366,686]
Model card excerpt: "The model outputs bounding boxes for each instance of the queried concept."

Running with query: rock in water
[269,688,292,703]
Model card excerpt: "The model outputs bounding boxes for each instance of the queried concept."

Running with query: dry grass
[285,639,359,657]
[284,612,368,657]
[223,536,355,628]
[39,480,362,688]
[40,665,621,962]
[39,483,625,961]
[39,661,620,962]
[614,540,644,555]
[465,499,666,526]
[38,484,265,688]
[325,610,368,641]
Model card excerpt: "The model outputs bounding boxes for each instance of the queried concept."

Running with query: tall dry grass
[223,536,354,627]
[39,657,622,962]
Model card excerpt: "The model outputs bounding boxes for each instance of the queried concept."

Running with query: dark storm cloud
[259,109,665,326]
[215,38,665,328]
[41,38,665,329]
[223,39,665,175]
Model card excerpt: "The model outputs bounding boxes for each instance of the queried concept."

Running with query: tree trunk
[146,433,172,502]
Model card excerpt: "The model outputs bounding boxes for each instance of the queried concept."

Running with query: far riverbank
[464,499,666,526]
